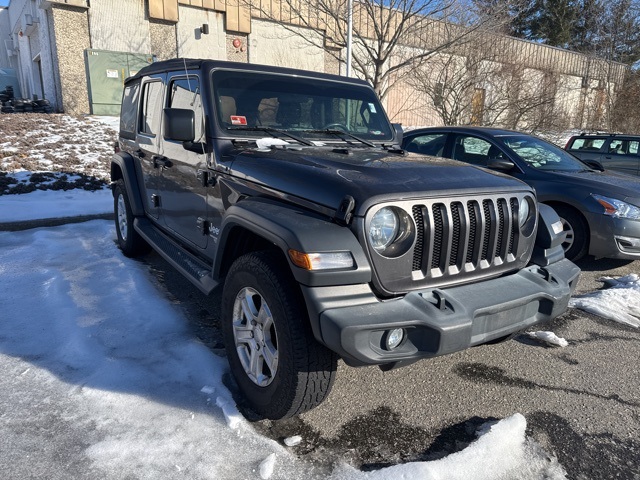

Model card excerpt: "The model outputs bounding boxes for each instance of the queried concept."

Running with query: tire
[221,251,338,420]
[553,205,589,262]
[113,179,151,257]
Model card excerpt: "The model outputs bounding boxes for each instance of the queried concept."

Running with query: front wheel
[553,205,589,262]
[221,251,337,420]
[113,179,151,257]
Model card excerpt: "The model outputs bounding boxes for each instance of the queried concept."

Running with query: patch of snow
[527,331,569,347]
[284,435,302,447]
[570,275,640,328]
[259,453,277,479]
[0,188,112,222]
[216,396,245,430]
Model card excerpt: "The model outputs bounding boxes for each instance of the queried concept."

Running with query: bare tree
[247,0,512,100]
[407,34,568,132]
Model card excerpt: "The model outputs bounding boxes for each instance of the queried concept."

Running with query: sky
[0,1,9,7]
[0,114,637,478]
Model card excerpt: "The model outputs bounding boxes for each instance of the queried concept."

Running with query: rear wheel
[221,251,337,420]
[113,179,151,257]
[553,205,589,261]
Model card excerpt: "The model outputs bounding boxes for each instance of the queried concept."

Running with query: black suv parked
[111,59,579,419]
[565,133,640,176]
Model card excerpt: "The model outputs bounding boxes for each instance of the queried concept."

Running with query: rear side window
[405,133,447,156]
[568,137,605,151]
[139,81,163,135]
[120,84,139,136]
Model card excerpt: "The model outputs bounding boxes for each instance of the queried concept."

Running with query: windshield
[211,70,394,142]
[500,135,590,172]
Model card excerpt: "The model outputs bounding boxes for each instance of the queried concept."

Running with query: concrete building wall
[50,4,91,114]
[176,5,226,59]
[149,19,178,61]
[249,20,324,72]
[89,0,150,54]
[0,7,14,69]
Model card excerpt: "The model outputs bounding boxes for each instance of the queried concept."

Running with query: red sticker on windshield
[230,115,247,125]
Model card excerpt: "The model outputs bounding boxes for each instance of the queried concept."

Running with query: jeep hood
[227,147,532,215]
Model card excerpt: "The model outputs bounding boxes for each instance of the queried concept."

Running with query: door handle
[152,155,172,169]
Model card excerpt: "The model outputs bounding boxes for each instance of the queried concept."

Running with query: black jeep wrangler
[111,59,579,419]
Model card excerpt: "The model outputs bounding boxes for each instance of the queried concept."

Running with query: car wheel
[113,179,151,257]
[553,205,589,261]
[221,251,338,420]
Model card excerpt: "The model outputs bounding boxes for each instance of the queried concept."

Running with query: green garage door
[85,49,153,115]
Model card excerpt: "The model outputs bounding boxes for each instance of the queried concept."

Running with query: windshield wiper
[227,126,314,146]
[302,129,376,147]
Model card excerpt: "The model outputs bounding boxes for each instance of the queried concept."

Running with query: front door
[157,73,209,249]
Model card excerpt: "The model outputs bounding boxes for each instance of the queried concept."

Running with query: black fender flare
[530,203,567,266]
[216,197,372,287]
[111,152,145,217]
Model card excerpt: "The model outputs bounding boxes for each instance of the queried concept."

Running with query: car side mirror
[392,123,403,145]
[487,158,515,171]
[163,108,195,143]
[582,159,605,172]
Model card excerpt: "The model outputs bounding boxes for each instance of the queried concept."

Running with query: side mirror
[487,158,515,171]
[163,108,195,143]
[392,123,403,145]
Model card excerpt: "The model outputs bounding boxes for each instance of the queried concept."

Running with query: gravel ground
[0,113,115,194]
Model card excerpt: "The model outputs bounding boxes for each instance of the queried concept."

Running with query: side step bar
[134,217,218,295]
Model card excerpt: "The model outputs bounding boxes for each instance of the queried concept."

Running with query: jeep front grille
[365,193,535,295]
[412,197,519,277]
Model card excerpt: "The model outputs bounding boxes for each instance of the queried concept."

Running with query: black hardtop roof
[126,58,372,88]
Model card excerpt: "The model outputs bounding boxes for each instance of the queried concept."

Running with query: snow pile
[334,413,566,480]
[570,274,640,328]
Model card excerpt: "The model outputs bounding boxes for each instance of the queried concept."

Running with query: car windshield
[499,135,590,172]
[211,70,394,142]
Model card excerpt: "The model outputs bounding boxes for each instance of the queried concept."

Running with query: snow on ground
[0,187,111,221]
[570,274,640,328]
[0,195,567,479]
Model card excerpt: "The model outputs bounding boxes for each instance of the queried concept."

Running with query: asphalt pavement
[142,251,640,479]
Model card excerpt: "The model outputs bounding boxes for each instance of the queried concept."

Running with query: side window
[452,135,494,166]
[139,81,163,135]
[570,138,605,151]
[629,141,639,155]
[120,84,139,135]
[405,133,447,156]
[609,139,626,154]
[169,76,204,142]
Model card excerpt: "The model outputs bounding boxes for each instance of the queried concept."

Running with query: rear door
[134,75,166,219]
[157,73,209,249]
[600,138,640,176]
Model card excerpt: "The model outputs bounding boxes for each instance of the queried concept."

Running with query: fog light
[386,328,404,350]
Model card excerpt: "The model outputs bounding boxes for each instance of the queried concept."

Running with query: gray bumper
[587,212,640,259]
[303,259,580,367]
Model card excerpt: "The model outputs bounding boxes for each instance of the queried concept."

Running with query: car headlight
[518,197,530,227]
[369,207,399,251]
[592,194,640,220]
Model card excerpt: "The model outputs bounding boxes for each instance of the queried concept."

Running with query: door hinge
[197,169,216,187]
[197,217,209,235]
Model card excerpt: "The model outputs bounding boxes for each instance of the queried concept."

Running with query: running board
[134,217,218,295]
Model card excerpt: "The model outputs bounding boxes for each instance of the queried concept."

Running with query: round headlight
[518,197,530,228]
[369,207,399,251]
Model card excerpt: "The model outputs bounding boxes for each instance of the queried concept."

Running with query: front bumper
[587,213,640,259]
[302,259,580,367]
